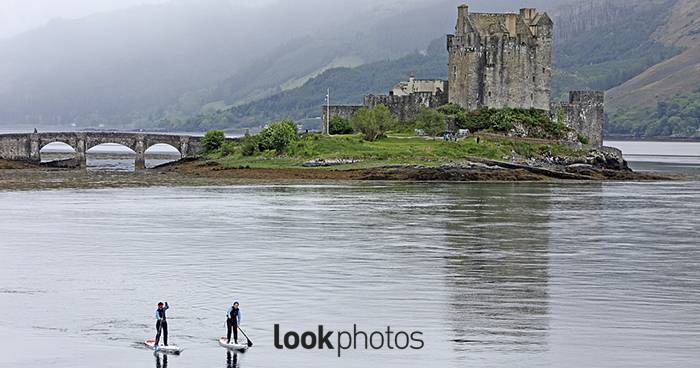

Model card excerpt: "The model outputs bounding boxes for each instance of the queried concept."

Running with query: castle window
[542,67,545,73]
[532,76,536,82]
[488,92,492,97]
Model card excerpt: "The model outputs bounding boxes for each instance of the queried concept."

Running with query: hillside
[551,0,682,99]
[173,0,687,132]
[607,0,700,110]
[160,38,449,131]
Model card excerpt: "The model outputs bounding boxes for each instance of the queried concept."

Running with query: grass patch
[207,133,588,169]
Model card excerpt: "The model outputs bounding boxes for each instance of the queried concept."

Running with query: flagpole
[326,88,330,135]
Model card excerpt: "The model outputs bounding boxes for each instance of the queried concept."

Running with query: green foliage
[240,136,260,157]
[257,120,299,154]
[329,116,354,135]
[438,105,570,139]
[350,105,397,141]
[608,90,700,138]
[415,108,447,138]
[577,134,590,145]
[202,130,225,151]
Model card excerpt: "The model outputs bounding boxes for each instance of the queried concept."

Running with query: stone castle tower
[447,5,553,111]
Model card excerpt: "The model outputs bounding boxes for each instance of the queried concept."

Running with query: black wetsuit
[226,308,240,344]
[155,307,168,346]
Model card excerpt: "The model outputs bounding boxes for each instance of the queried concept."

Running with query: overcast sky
[0,0,169,38]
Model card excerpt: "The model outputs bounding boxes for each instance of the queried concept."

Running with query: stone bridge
[0,132,204,169]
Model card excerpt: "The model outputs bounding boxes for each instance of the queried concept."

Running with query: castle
[323,4,604,147]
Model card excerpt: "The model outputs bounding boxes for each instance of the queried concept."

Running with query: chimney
[456,5,469,35]
[519,8,537,22]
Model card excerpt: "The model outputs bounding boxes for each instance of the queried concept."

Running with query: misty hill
[181,0,699,138]
[160,38,449,130]
[0,0,575,129]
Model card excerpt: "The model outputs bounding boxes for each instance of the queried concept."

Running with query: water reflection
[226,351,239,368]
[442,185,552,352]
[155,353,168,368]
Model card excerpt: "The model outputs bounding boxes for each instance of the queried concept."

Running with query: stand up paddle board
[218,337,248,351]
[144,339,182,354]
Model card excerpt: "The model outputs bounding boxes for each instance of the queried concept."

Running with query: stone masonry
[0,132,203,169]
[447,5,553,111]
[552,91,605,147]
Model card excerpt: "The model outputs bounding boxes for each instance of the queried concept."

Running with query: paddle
[238,326,254,347]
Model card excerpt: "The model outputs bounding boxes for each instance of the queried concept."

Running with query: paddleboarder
[226,301,241,344]
[154,302,169,347]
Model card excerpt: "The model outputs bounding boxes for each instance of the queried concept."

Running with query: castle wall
[552,91,605,147]
[447,5,552,111]
[365,91,448,122]
[322,105,363,125]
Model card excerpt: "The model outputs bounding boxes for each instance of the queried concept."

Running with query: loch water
[1,178,699,367]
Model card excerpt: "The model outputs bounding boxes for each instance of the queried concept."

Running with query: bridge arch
[39,142,76,163]
[145,143,182,156]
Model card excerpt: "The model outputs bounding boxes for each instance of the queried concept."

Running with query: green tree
[350,105,396,141]
[329,116,354,135]
[415,108,447,138]
[202,130,225,151]
[258,120,298,154]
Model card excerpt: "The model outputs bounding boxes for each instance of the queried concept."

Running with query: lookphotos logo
[274,324,424,357]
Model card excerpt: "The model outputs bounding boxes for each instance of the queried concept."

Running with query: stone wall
[364,90,449,122]
[321,105,363,126]
[552,91,605,147]
[447,5,553,111]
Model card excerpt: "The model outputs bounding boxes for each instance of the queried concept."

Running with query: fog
[0,0,574,129]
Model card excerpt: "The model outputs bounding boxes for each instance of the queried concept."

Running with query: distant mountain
[180,0,698,138]
[607,0,700,110]
[0,0,576,130]
[161,38,448,130]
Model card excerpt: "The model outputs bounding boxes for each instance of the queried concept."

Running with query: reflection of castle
[323,4,604,147]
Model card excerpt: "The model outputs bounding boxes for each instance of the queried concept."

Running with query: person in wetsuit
[155,302,169,346]
[226,301,241,344]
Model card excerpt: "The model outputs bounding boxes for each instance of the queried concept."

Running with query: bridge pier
[29,134,41,163]
[76,136,87,169]
[135,138,146,170]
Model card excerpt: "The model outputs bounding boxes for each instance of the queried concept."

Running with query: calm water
[606,141,700,176]
[1,181,699,368]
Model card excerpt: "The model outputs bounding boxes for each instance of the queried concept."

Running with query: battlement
[552,91,605,147]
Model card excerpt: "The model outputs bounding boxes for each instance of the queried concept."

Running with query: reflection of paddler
[226,350,238,368]
[155,353,168,368]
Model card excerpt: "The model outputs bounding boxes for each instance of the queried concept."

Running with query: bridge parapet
[0,132,204,169]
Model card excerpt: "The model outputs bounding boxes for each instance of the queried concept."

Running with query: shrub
[258,120,298,154]
[240,136,260,156]
[415,108,447,138]
[329,116,354,135]
[202,130,225,151]
[577,134,590,145]
[350,105,396,141]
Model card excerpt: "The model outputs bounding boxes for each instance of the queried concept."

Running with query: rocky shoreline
[155,147,671,182]
[0,148,676,190]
